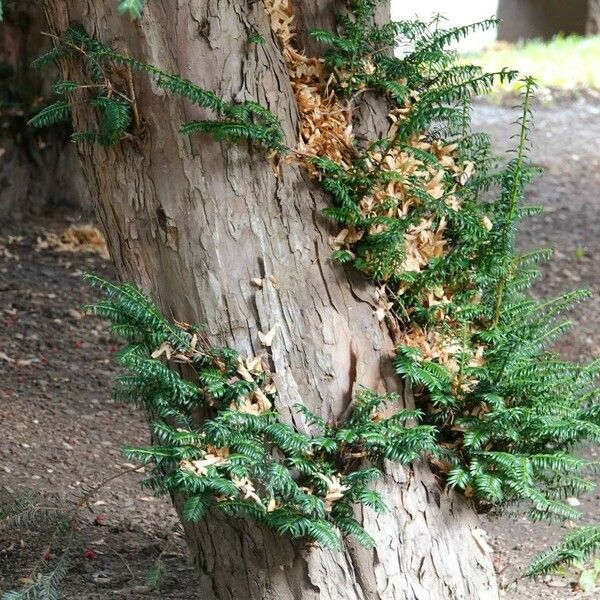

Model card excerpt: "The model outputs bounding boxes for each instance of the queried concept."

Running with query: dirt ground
[1,95,600,598]
[0,219,199,598]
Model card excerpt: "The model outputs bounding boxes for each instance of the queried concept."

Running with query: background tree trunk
[0,0,88,221]
[590,0,600,34]
[40,1,499,598]
[497,0,600,41]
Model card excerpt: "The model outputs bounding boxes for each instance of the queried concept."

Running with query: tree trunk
[588,0,600,34]
[497,0,597,42]
[40,1,499,598]
[0,0,88,221]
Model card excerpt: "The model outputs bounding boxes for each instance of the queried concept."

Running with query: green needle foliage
[84,273,437,549]
[1,552,71,600]
[26,100,71,129]
[301,5,600,527]
[526,525,600,576]
[31,0,600,570]
[31,24,286,152]
[1,491,74,600]
[117,0,146,19]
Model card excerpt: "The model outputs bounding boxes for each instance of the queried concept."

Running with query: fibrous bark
[40,1,499,598]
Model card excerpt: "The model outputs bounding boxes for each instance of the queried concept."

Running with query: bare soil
[0,219,198,598]
[1,96,600,599]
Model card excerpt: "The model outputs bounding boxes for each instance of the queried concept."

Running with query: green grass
[463,35,600,93]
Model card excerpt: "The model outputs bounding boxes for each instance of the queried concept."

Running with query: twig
[125,58,141,129]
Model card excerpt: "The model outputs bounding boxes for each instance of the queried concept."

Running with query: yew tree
[31,0,600,598]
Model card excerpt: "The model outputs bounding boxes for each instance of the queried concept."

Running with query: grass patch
[463,35,600,94]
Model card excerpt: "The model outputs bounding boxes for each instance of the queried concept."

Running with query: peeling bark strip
[40,1,499,597]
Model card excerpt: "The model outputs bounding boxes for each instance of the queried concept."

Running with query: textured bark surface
[40,1,499,598]
[497,0,598,41]
[0,1,87,221]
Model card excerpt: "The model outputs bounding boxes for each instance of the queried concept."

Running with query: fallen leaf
[374,307,386,321]
[91,538,106,545]
[68,308,84,320]
[151,342,172,360]
[258,324,279,347]
[16,358,40,366]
